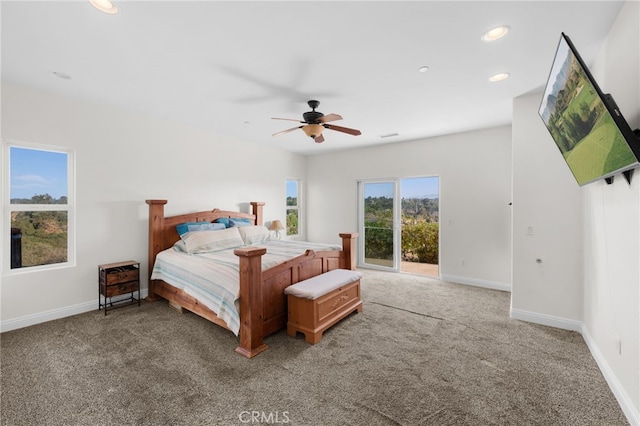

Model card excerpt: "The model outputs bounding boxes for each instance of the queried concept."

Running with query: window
[286,179,300,236]
[3,141,75,271]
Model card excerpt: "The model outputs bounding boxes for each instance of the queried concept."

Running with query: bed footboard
[233,233,358,358]
[233,246,269,358]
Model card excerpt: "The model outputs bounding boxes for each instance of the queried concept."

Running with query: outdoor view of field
[565,116,633,184]
[10,147,69,269]
[540,41,637,185]
[11,195,68,268]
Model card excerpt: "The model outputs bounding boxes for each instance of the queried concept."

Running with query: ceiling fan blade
[272,117,303,122]
[324,124,362,136]
[272,126,302,136]
[318,113,342,123]
[314,133,325,143]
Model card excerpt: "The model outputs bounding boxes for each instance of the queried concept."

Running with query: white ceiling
[1,0,626,155]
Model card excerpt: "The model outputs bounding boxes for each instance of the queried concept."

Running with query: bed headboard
[145,199,264,278]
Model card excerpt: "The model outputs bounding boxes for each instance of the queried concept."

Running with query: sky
[364,177,439,199]
[540,34,570,118]
[10,147,68,200]
[286,179,298,198]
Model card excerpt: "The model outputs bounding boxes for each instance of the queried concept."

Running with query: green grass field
[555,68,637,185]
[565,114,636,185]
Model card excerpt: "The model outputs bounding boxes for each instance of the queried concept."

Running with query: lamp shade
[269,220,284,231]
[302,124,324,138]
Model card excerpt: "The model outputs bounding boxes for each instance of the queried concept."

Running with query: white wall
[511,91,583,328]
[512,1,639,421]
[306,126,513,290]
[1,81,306,331]
[583,1,639,420]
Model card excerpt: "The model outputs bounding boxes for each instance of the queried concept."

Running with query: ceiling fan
[272,100,361,143]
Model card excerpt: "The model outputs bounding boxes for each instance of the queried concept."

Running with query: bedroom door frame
[357,179,401,272]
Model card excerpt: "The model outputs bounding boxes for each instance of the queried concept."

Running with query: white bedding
[150,239,341,335]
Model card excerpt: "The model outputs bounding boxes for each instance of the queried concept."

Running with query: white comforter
[150,240,340,335]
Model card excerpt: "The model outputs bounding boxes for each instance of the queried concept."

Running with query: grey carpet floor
[0,269,628,425]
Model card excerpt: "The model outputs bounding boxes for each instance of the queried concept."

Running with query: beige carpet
[0,269,628,425]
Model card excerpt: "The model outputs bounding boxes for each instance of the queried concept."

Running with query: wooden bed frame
[145,200,357,358]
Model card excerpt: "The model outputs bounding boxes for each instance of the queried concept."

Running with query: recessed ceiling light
[89,0,119,15]
[489,72,510,82]
[418,66,429,73]
[481,25,510,42]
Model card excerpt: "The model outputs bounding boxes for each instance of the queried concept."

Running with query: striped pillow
[238,225,271,245]
[181,227,245,254]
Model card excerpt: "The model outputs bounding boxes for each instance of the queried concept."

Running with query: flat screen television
[539,32,640,186]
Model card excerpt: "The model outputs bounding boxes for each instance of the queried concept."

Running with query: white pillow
[238,225,271,245]
[180,227,244,254]
[173,239,187,252]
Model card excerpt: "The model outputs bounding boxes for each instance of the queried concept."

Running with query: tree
[364,195,440,265]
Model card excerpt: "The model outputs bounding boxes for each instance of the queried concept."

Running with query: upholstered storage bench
[285,269,363,344]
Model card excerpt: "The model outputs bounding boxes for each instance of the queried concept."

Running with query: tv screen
[539,33,639,186]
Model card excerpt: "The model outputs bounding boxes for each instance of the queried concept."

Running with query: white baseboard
[581,326,640,426]
[0,288,148,333]
[440,274,511,292]
[509,307,582,332]
[1,300,96,333]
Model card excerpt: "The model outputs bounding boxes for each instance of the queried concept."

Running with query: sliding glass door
[358,180,400,271]
[399,177,440,277]
[358,177,440,276]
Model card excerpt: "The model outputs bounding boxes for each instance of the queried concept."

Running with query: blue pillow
[214,218,231,228]
[187,222,226,233]
[176,221,210,236]
[229,218,252,227]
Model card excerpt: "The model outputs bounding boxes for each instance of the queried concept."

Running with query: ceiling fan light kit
[302,123,324,138]
[272,100,361,144]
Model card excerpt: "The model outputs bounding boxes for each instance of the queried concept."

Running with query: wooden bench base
[286,280,362,344]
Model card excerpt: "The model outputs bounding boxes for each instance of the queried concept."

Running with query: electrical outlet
[618,339,622,355]
[461,259,465,267]
[526,226,534,235]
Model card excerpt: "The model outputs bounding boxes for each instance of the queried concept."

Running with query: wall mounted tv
[539,32,640,186]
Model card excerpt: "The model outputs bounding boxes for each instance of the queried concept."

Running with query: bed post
[339,233,358,271]
[250,201,265,226]
[146,199,168,301]
[234,246,268,358]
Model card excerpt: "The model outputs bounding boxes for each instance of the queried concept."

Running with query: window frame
[286,179,301,238]
[2,139,76,275]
